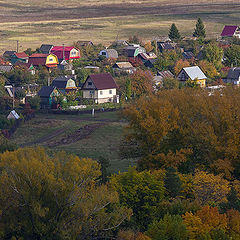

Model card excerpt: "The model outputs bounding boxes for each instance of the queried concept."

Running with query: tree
[111,167,165,230]
[174,59,190,75]
[144,42,153,53]
[130,70,153,98]
[147,214,187,240]
[193,18,206,39]
[164,167,182,198]
[169,24,181,40]
[15,88,26,100]
[0,147,131,239]
[224,45,240,67]
[125,78,132,100]
[202,43,223,70]
[27,96,40,110]
[183,206,228,239]
[162,77,179,90]
[4,69,34,86]
[193,170,230,205]
[198,60,219,79]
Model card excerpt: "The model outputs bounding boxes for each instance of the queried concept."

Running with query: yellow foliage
[193,170,230,205]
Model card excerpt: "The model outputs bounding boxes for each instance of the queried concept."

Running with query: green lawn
[11,111,137,173]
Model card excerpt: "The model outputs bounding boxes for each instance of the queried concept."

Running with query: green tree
[220,187,240,213]
[147,214,188,240]
[97,156,110,184]
[164,167,182,198]
[4,69,34,86]
[169,24,181,40]
[202,43,223,70]
[125,78,132,100]
[162,77,179,90]
[193,18,206,39]
[0,147,131,239]
[224,45,240,67]
[27,96,40,110]
[111,167,165,231]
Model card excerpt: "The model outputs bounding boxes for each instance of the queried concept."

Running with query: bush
[27,96,40,110]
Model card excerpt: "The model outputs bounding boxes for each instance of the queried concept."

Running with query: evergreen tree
[193,18,206,38]
[164,167,182,198]
[169,23,181,40]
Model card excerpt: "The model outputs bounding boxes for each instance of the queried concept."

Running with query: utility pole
[16,40,19,53]
[12,85,15,109]
[63,43,65,61]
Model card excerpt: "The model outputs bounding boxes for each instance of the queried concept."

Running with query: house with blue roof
[177,66,207,88]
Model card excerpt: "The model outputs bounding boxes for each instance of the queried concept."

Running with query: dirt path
[47,123,106,147]
[20,128,65,147]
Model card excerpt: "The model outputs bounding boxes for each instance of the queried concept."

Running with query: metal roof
[182,66,207,80]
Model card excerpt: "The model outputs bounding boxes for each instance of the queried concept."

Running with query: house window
[49,57,53,62]
[102,52,106,56]
[109,90,112,94]
[100,91,103,95]
[88,82,92,86]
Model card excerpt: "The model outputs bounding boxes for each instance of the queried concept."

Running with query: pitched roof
[14,52,28,59]
[158,42,177,50]
[182,66,207,80]
[86,73,117,90]
[113,62,133,69]
[29,54,48,66]
[7,110,20,120]
[157,70,174,79]
[51,46,80,60]
[51,76,75,89]
[39,44,53,54]
[182,51,195,59]
[38,86,56,97]
[221,25,239,37]
[226,67,240,79]
[100,49,118,58]
[139,52,157,60]
[0,65,13,73]
[3,51,16,57]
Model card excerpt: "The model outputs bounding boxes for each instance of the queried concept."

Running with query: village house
[38,86,60,108]
[51,76,77,93]
[50,46,81,62]
[112,62,135,74]
[10,52,29,64]
[14,62,36,75]
[123,45,146,58]
[157,42,177,52]
[182,51,195,60]
[28,53,59,71]
[221,25,240,38]
[224,67,240,85]
[81,73,118,103]
[177,66,207,87]
[3,51,16,59]
[77,41,94,47]
[39,44,54,54]
[99,49,118,59]
[137,52,157,64]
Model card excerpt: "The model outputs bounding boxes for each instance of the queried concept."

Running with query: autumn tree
[193,18,206,39]
[130,70,153,98]
[162,77,179,90]
[198,60,219,79]
[122,88,240,178]
[193,170,230,205]
[0,147,131,240]
[144,42,153,53]
[174,59,190,75]
[183,206,228,239]
[169,24,181,40]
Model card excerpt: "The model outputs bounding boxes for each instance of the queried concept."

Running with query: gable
[66,79,76,88]
[82,77,96,89]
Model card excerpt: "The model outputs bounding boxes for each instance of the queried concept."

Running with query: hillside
[0,0,239,52]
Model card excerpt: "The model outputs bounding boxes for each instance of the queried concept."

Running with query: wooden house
[137,52,157,63]
[99,49,118,59]
[221,26,240,38]
[123,45,146,58]
[51,76,77,93]
[28,53,59,70]
[112,62,135,74]
[224,67,240,85]
[81,73,118,103]
[177,66,207,88]
[14,62,35,75]
[38,86,59,108]
[10,52,29,64]
[39,44,54,54]
[50,46,80,62]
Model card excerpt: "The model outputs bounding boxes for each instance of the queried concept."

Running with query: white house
[81,73,118,103]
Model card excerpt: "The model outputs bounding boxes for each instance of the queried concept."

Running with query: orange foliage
[174,59,190,75]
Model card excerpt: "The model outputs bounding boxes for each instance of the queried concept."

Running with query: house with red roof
[221,25,240,38]
[28,53,59,71]
[81,73,118,103]
[50,46,80,62]
[10,52,29,64]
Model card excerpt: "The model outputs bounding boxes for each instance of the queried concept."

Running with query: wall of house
[97,88,116,99]
[46,54,58,65]
[83,90,98,99]
[66,79,76,88]
[83,78,96,89]
[196,79,206,88]
[70,49,80,58]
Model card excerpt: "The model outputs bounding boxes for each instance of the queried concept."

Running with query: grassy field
[11,111,137,173]
[0,0,239,53]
